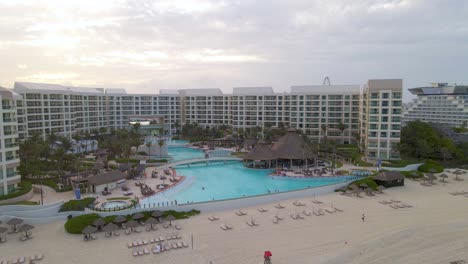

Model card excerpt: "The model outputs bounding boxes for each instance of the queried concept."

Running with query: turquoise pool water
[167,147,204,162]
[144,162,353,204]
[167,139,189,145]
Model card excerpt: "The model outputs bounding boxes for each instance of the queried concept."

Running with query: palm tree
[174,120,181,135]
[320,124,328,144]
[146,141,152,157]
[338,121,347,144]
[158,139,165,158]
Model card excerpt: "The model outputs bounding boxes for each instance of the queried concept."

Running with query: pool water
[167,147,204,162]
[143,162,352,204]
[101,201,127,209]
[166,139,189,145]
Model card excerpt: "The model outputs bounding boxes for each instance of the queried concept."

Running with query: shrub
[59,197,96,212]
[401,170,424,179]
[64,213,101,234]
[0,181,32,201]
[348,177,378,190]
[148,159,168,163]
[418,160,444,173]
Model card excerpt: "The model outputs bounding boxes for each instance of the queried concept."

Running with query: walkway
[156,156,242,168]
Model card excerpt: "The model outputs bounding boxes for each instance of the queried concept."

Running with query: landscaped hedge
[64,210,201,234]
[64,213,101,234]
[0,181,32,201]
[401,170,424,179]
[418,160,444,173]
[59,197,96,212]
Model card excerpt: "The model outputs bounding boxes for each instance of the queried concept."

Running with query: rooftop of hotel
[409,83,468,95]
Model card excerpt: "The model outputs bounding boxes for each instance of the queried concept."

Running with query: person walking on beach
[362,213,365,222]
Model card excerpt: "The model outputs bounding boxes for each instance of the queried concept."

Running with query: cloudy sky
[0,0,467,101]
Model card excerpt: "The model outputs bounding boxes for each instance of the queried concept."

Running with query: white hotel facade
[0,79,402,195]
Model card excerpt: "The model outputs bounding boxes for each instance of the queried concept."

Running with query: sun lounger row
[4,255,43,264]
[208,216,220,221]
[275,203,285,209]
[128,235,181,248]
[293,201,306,206]
[379,199,400,204]
[290,213,304,220]
[313,209,325,216]
[449,191,468,196]
[273,214,285,224]
[220,223,233,230]
[389,203,412,209]
[235,210,247,216]
[246,219,259,227]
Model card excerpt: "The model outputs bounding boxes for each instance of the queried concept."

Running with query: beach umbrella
[18,224,34,238]
[7,218,23,232]
[132,212,145,221]
[151,210,163,218]
[125,220,139,231]
[92,218,106,228]
[82,225,97,234]
[165,215,176,225]
[264,251,272,257]
[453,170,463,181]
[439,174,448,183]
[377,185,386,193]
[103,223,118,234]
[145,217,158,228]
[113,215,127,224]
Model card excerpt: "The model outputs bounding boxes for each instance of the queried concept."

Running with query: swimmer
[202,187,205,190]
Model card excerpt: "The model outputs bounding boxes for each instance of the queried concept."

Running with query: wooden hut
[372,171,405,188]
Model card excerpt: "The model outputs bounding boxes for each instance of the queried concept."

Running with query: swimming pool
[142,162,353,204]
[101,201,127,209]
[166,139,189,146]
[167,147,204,162]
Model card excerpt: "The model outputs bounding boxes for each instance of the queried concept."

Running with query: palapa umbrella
[165,215,176,225]
[439,174,448,183]
[18,224,34,238]
[7,218,23,232]
[103,223,118,235]
[144,217,158,228]
[151,210,163,219]
[132,212,145,221]
[82,225,97,240]
[113,215,127,224]
[125,220,139,231]
[377,185,386,193]
[92,218,106,229]
[359,183,369,189]
[453,170,463,181]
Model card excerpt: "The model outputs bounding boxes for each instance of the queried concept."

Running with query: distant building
[403,83,468,127]
[0,87,21,196]
[360,79,403,160]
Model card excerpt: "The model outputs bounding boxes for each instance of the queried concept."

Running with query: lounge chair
[273,218,279,224]
[12,259,18,264]
[208,216,219,221]
[391,199,400,203]
[172,243,178,249]
[334,208,343,212]
[303,210,312,216]
[402,203,413,208]
[159,236,165,241]
[138,249,145,256]
[235,211,243,216]
[252,220,259,226]
[163,224,169,228]
[275,215,284,220]
[389,204,399,209]
[127,242,133,248]
[134,228,141,233]
[275,203,285,209]
[325,208,335,214]
[18,258,25,264]
[297,214,304,219]
[313,211,321,216]
[290,213,298,220]
[114,231,120,236]
[132,250,139,257]
[257,208,268,213]
[125,229,131,235]
[183,241,189,247]
[144,248,150,254]
[246,221,254,227]
[145,226,152,231]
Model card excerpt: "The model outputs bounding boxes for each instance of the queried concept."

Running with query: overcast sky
[0,0,467,101]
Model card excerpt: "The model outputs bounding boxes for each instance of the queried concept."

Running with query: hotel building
[360,79,403,160]
[402,83,468,127]
[0,87,21,196]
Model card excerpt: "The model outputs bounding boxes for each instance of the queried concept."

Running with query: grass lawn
[107,197,131,201]
[0,201,39,206]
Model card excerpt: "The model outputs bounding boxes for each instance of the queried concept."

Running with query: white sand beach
[3,170,468,264]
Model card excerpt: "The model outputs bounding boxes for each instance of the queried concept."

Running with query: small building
[87,170,127,193]
[372,171,405,188]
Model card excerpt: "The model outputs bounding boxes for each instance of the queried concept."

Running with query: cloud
[0,0,467,102]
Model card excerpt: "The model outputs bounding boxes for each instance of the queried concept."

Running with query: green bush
[418,160,444,173]
[0,181,32,201]
[383,159,419,168]
[148,159,168,163]
[348,177,378,190]
[64,213,101,234]
[59,197,96,212]
[64,210,201,234]
[115,158,140,164]
[401,170,424,179]
[0,201,39,206]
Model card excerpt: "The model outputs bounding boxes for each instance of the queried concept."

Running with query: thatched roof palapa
[244,144,277,161]
[270,129,315,160]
